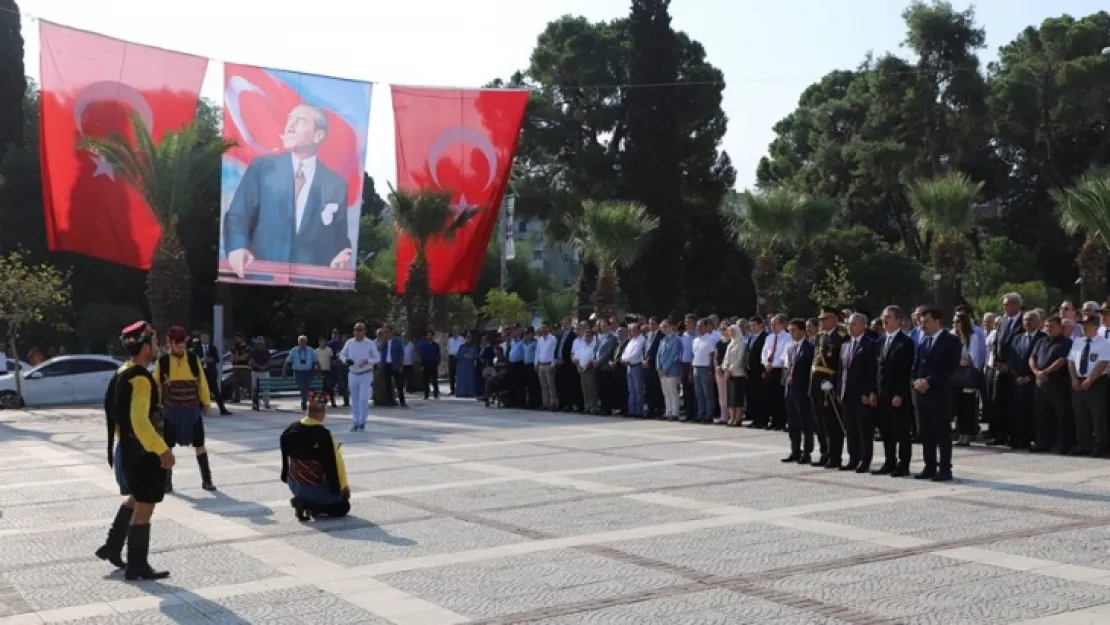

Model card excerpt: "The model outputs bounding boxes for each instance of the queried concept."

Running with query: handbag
[951,365,980,390]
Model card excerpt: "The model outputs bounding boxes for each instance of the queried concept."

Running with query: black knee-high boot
[164,470,173,493]
[196,453,216,491]
[124,524,170,581]
[95,504,132,568]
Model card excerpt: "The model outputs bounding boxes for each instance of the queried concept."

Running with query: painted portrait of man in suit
[223,103,352,278]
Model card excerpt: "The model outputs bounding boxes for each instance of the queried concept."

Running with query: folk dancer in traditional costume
[280,391,351,520]
[154,326,216,492]
[98,321,173,580]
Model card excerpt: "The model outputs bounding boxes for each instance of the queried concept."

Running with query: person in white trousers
[339,323,379,432]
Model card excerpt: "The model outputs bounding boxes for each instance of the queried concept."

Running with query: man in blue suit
[224,103,352,278]
[912,307,962,482]
[381,328,407,408]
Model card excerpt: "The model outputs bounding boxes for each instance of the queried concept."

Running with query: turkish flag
[392,86,529,294]
[38,21,207,269]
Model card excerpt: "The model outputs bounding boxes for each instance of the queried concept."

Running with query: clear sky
[15,0,1109,193]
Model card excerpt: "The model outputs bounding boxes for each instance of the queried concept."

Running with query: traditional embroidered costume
[153,326,216,492]
[280,391,351,520]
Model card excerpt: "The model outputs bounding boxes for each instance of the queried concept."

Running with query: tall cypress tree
[0,0,25,150]
[620,0,684,314]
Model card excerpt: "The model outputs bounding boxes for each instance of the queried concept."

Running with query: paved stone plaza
[2,398,1110,624]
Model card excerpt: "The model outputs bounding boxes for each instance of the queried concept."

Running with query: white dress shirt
[761,330,790,369]
[534,334,557,364]
[691,334,714,367]
[572,337,595,369]
[292,154,317,234]
[339,337,380,374]
[403,342,414,366]
[1070,335,1110,377]
[447,336,465,357]
[621,336,645,365]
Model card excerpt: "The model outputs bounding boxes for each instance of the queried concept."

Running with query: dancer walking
[154,326,216,492]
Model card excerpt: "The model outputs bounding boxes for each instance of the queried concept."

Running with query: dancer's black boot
[94,504,132,568]
[123,524,170,581]
[197,453,216,491]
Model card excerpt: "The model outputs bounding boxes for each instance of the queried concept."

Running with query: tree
[568,200,659,320]
[907,172,984,313]
[0,0,25,152]
[445,295,480,333]
[78,114,234,332]
[389,186,475,337]
[0,252,71,406]
[810,256,866,311]
[537,288,579,325]
[481,289,530,326]
[1053,170,1110,302]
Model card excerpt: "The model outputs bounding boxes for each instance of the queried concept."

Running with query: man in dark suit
[810,307,848,468]
[1009,311,1043,450]
[382,329,407,408]
[986,293,1024,446]
[745,318,769,428]
[1029,315,1073,453]
[555,318,581,411]
[195,332,231,416]
[224,104,352,277]
[593,320,619,415]
[782,318,815,464]
[874,306,915,477]
[642,317,665,418]
[837,312,878,473]
[913,307,962,482]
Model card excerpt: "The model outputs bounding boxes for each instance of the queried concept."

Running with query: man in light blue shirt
[285,335,319,410]
[523,328,539,408]
[507,328,526,407]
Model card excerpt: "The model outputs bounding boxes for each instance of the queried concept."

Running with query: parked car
[0,355,125,408]
[3,360,32,374]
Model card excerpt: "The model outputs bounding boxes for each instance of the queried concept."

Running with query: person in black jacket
[279,391,351,520]
[555,318,581,411]
[874,306,915,477]
[782,318,815,463]
[837,313,879,473]
[1008,311,1043,450]
[745,317,769,428]
[643,317,665,418]
[912,307,963,482]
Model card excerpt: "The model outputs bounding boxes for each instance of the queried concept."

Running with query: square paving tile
[395,480,586,512]
[950,482,1110,518]
[0,467,84,486]
[379,548,686,618]
[668,476,877,510]
[479,451,643,473]
[0,480,104,506]
[344,464,493,491]
[608,522,891,577]
[982,526,1110,570]
[538,434,699,452]
[478,496,710,537]
[556,463,731,491]
[0,497,124,530]
[433,442,564,461]
[803,499,1066,542]
[284,516,526,567]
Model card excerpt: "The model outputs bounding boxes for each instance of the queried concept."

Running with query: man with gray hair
[986,292,1024,446]
[224,103,353,277]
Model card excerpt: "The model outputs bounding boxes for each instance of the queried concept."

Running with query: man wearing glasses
[338,323,379,432]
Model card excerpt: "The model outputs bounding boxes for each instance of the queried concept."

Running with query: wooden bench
[255,376,324,409]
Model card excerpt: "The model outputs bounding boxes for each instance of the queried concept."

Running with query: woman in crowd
[475,335,495,399]
[952,311,981,446]
[712,324,731,424]
[722,324,747,426]
[455,333,478,398]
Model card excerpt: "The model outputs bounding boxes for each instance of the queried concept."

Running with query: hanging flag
[503,195,516,261]
[219,64,371,291]
[38,21,207,269]
[392,86,529,294]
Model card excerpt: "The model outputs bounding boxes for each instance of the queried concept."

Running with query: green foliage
[445,295,480,332]
[964,237,1040,302]
[481,289,531,326]
[968,281,1063,319]
[0,251,71,339]
[74,302,143,352]
[568,201,660,272]
[537,289,579,325]
[810,256,866,311]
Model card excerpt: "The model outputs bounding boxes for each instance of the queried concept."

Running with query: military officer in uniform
[810,307,849,468]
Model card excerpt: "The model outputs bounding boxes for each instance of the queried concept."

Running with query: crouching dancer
[155,326,216,492]
[280,391,351,520]
[98,321,173,580]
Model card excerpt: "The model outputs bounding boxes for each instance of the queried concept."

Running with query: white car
[0,354,125,408]
[3,360,31,374]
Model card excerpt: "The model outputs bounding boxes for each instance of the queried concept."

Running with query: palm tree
[79,113,234,332]
[1053,170,1110,303]
[720,188,837,315]
[536,288,579,325]
[567,200,659,320]
[907,172,984,314]
[389,186,475,337]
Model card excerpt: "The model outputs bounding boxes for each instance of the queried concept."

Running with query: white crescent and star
[224,75,274,154]
[72,81,155,181]
[426,126,501,213]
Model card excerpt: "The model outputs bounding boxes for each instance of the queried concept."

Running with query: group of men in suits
[779,305,961,482]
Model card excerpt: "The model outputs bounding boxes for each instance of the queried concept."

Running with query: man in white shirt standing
[761,314,791,430]
[1068,314,1110,456]
[339,323,380,432]
[534,323,559,410]
[446,328,464,396]
[620,324,646,418]
[691,319,716,423]
[573,328,598,413]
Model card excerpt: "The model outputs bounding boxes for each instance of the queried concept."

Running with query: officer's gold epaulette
[835,326,848,337]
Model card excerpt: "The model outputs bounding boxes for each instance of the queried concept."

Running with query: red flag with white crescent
[38,21,208,269]
[392,86,529,294]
